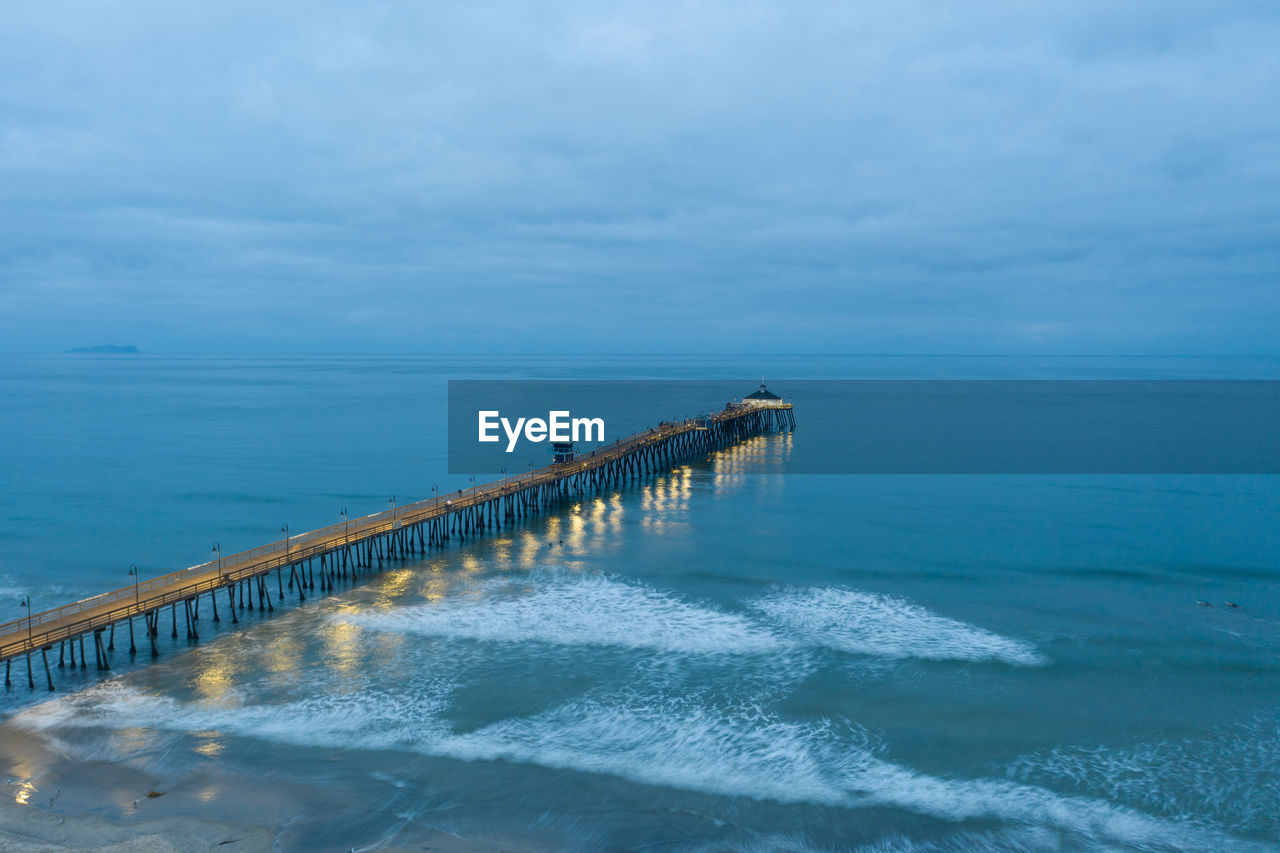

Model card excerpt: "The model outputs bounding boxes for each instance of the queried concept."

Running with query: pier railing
[0,400,793,662]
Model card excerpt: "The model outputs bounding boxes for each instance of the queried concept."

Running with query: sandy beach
[0,795,276,852]
[0,722,545,852]
[0,722,276,853]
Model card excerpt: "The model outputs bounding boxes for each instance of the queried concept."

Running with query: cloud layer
[2,1,1277,353]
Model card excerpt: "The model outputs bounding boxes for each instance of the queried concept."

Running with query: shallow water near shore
[1,355,1278,851]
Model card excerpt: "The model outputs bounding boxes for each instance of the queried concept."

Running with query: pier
[1,398,794,690]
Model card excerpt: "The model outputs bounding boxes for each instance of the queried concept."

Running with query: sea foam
[338,571,787,656]
[12,684,1264,852]
[750,587,1045,666]
[1007,712,1280,834]
[433,698,1264,852]
[11,679,453,754]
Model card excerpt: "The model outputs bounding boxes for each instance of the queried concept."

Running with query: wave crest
[751,587,1044,666]
[339,571,787,656]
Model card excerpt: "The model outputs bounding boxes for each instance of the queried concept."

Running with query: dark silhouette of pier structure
[1,398,794,691]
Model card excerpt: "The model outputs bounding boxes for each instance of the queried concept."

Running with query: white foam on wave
[441,698,869,805]
[1007,712,1280,834]
[750,587,1044,666]
[12,683,1265,852]
[11,678,453,754]
[339,571,787,656]
[434,699,1262,852]
[688,827,1065,853]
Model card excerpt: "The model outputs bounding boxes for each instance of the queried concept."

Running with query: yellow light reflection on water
[638,465,692,533]
[14,781,34,805]
[262,630,305,677]
[491,538,513,568]
[608,494,623,533]
[193,731,225,758]
[194,664,233,703]
[375,567,417,602]
[567,508,587,551]
[417,575,452,603]
[518,530,542,568]
[321,619,366,687]
[108,726,155,758]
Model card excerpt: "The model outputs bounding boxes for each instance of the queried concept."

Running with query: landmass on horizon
[66,345,140,354]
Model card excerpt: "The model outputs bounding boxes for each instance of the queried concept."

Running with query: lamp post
[469,475,476,500]
[126,568,140,653]
[18,595,33,688]
[340,506,348,539]
[281,523,290,558]
[212,542,221,575]
[389,495,397,528]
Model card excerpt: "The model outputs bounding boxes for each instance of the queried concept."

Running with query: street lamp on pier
[128,564,140,605]
[19,595,32,646]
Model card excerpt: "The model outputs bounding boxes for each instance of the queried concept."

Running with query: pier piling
[1,398,793,690]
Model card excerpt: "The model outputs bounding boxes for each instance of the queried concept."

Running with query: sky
[1,1,1277,354]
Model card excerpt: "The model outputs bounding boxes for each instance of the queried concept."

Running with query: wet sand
[0,795,535,853]
[0,795,276,852]
[0,722,275,852]
[0,723,541,852]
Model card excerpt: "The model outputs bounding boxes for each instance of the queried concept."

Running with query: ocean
[1,355,1277,852]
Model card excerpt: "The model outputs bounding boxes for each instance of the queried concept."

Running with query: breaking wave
[750,587,1045,666]
[338,571,787,656]
[13,685,1265,852]
[337,572,1042,667]
[11,679,454,753]
[1007,711,1280,835]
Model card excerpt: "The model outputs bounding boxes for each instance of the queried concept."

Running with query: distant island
[67,344,140,354]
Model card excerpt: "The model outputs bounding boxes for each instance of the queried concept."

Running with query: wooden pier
[1,398,794,690]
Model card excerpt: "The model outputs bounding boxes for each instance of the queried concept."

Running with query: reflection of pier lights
[0,401,794,685]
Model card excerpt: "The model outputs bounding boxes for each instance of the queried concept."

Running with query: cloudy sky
[1,1,1277,353]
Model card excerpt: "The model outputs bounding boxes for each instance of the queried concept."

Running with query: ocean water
[0,355,1278,852]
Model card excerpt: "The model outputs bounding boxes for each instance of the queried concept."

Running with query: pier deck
[1,401,793,688]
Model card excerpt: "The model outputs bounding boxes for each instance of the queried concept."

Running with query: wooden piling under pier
[0,401,794,689]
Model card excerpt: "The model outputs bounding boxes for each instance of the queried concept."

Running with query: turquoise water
[1,355,1278,852]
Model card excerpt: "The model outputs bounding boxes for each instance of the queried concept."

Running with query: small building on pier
[742,383,784,408]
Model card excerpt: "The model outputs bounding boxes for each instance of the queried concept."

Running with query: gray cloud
[1,0,1277,353]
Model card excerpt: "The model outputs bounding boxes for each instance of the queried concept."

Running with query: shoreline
[0,794,540,853]
[0,722,542,853]
[0,724,278,852]
[0,796,277,852]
